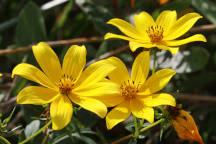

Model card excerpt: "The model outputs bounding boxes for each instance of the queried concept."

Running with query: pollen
[146,25,164,43]
[58,74,75,95]
[120,80,139,100]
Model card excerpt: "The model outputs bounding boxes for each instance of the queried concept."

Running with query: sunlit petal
[129,41,154,52]
[106,101,131,130]
[104,33,139,42]
[157,44,179,54]
[130,99,154,123]
[70,95,107,118]
[107,18,142,39]
[17,86,59,105]
[32,42,61,84]
[77,59,116,88]
[50,96,73,130]
[106,57,130,85]
[139,69,176,95]
[62,45,86,80]
[165,34,207,46]
[137,93,176,107]
[134,11,155,39]
[156,10,177,35]
[164,13,203,40]
[12,63,57,90]
[131,51,150,85]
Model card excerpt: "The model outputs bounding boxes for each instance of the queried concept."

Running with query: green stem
[0,135,11,144]
[152,49,157,74]
[19,120,52,144]
[111,118,164,144]
[133,116,139,138]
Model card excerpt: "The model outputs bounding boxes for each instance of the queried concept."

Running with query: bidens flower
[105,51,176,129]
[105,10,206,54]
[12,42,116,130]
[167,106,204,144]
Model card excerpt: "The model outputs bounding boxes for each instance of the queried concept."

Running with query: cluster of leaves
[1,0,216,143]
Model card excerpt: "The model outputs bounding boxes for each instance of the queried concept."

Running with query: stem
[133,116,139,138]
[0,135,11,144]
[111,119,164,144]
[19,120,52,144]
[152,49,157,74]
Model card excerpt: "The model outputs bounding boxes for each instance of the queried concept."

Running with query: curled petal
[165,34,207,46]
[157,44,179,54]
[129,41,154,52]
[107,18,142,39]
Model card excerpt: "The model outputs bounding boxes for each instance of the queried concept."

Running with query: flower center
[146,25,164,43]
[121,80,139,100]
[58,74,75,95]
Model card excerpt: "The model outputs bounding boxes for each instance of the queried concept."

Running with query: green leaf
[15,1,47,46]
[3,107,16,125]
[24,120,40,138]
[128,137,137,144]
[192,0,216,25]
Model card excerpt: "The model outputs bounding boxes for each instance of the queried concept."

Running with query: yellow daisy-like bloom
[12,42,117,130]
[104,10,207,54]
[105,51,176,129]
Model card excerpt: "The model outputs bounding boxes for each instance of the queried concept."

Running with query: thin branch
[0,37,102,56]
[178,93,216,103]
[87,45,129,66]
[190,24,216,32]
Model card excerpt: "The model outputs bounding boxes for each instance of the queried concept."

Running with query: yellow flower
[105,51,176,129]
[104,10,206,54]
[12,42,117,130]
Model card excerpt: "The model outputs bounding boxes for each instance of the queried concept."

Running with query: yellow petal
[106,101,131,130]
[104,33,139,42]
[107,18,142,39]
[77,59,116,88]
[139,69,176,95]
[157,44,179,54]
[156,10,177,36]
[137,93,176,107]
[73,82,123,107]
[50,96,73,130]
[70,95,107,118]
[130,99,154,123]
[106,57,130,85]
[165,34,207,46]
[134,11,155,40]
[62,45,86,80]
[164,13,203,40]
[17,86,59,105]
[129,41,154,52]
[12,63,57,90]
[131,51,150,85]
[32,42,61,84]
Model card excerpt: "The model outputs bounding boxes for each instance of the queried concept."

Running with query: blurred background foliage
[0,0,216,143]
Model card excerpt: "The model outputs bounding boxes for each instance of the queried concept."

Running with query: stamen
[146,25,164,43]
[121,79,138,100]
[58,75,76,95]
